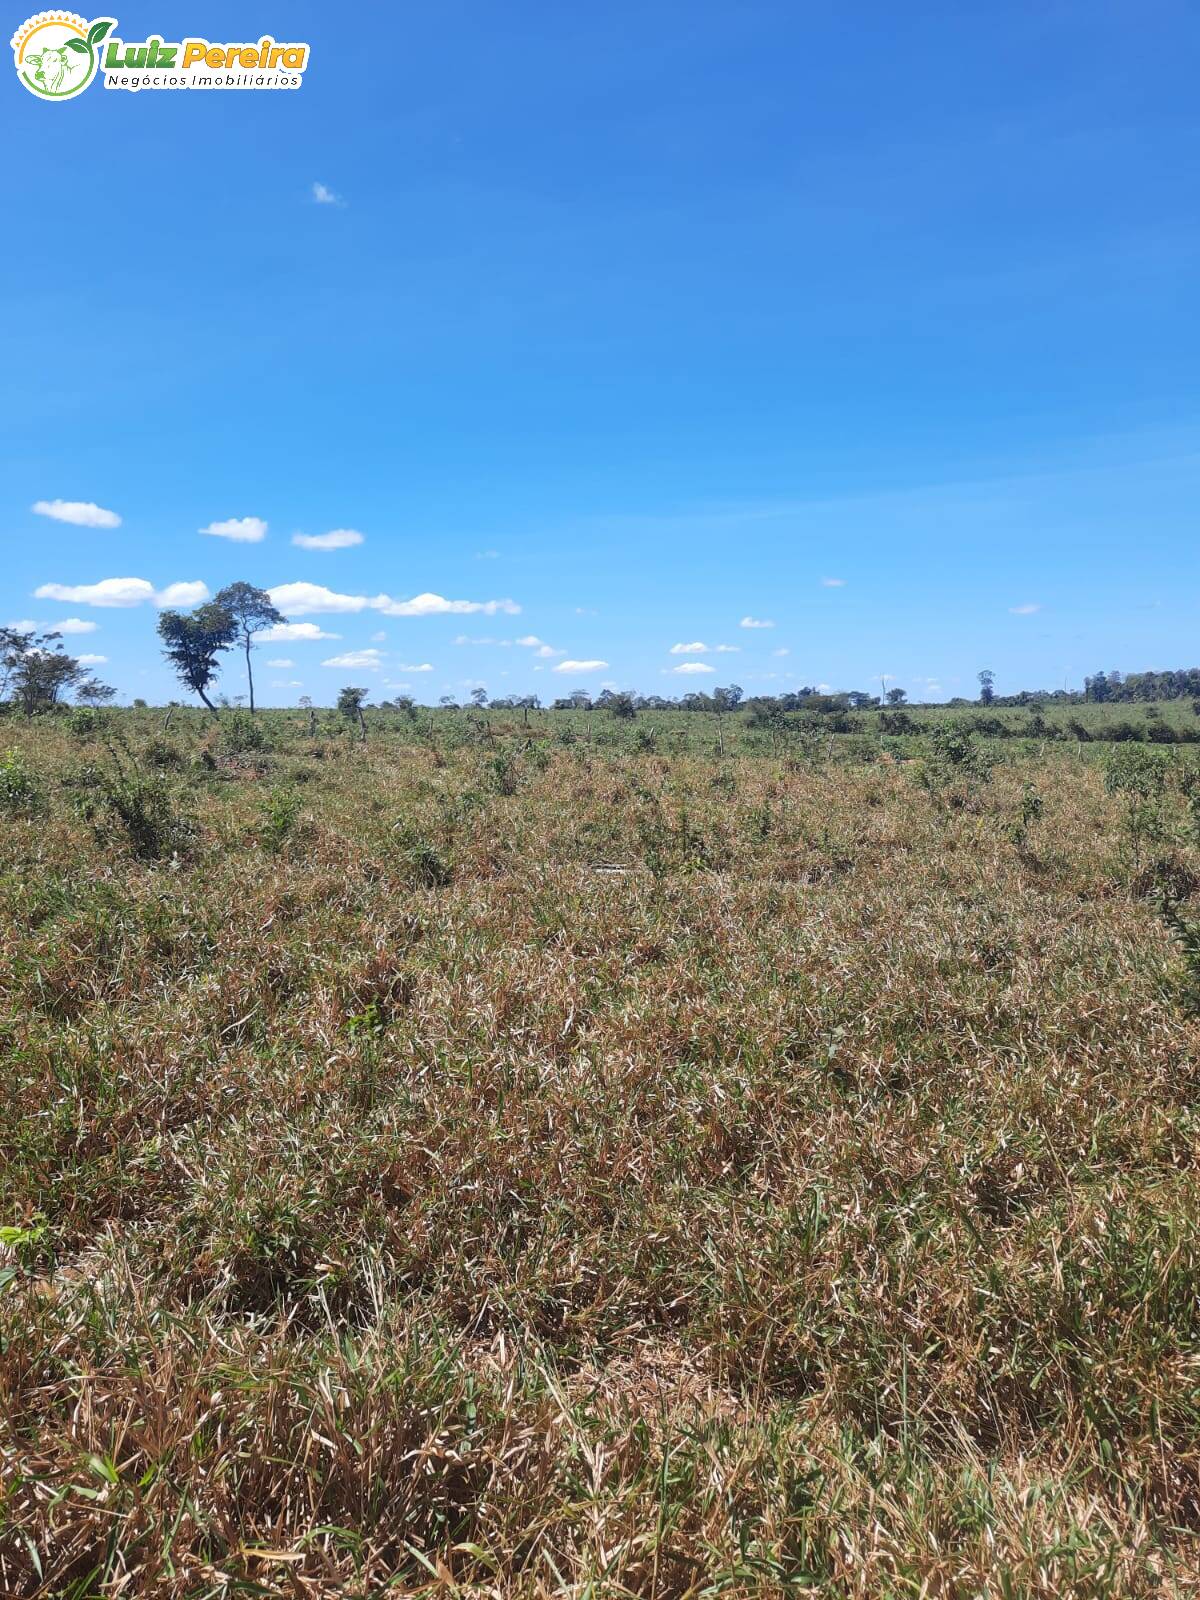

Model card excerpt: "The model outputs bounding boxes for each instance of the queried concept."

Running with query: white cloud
[157,581,210,607]
[32,499,121,529]
[259,621,341,642]
[670,641,709,654]
[34,577,210,609]
[669,662,716,675]
[384,591,520,618]
[370,630,386,641]
[266,658,295,668]
[292,528,364,551]
[269,584,367,615]
[474,549,499,560]
[713,644,740,653]
[272,679,304,688]
[1009,602,1041,615]
[740,616,775,629]
[10,616,98,635]
[267,582,520,618]
[515,634,564,658]
[772,647,790,657]
[821,577,846,588]
[312,181,344,206]
[200,516,268,544]
[553,659,609,673]
[77,653,107,665]
[322,648,384,671]
[395,662,433,672]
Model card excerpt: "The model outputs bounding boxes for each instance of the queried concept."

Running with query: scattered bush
[1159,899,1200,1015]
[67,706,104,741]
[919,722,994,804]
[1009,781,1044,848]
[67,744,195,860]
[257,787,302,852]
[485,751,519,795]
[0,748,43,815]
[220,709,267,755]
[142,737,185,769]
[1106,746,1172,876]
[392,822,453,887]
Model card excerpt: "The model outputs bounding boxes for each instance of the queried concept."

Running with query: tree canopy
[213,582,285,713]
[157,603,237,714]
[0,626,114,714]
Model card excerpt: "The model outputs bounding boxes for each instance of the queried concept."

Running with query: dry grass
[2,710,1200,1596]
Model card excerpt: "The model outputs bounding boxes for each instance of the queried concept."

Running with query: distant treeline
[981,670,1200,706]
[880,708,1200,744]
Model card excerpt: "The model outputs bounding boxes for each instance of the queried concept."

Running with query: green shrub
[68,747,195,861]
[67,706,103,741]
[1180,764,1200,847]
[1106,746,1172,876]
[918,722,994,805]
[1009,782,1044,848]
[221,710,266,755]
[257,787,302,852]
[1159,900,1200,1017]
[143,737,185,769]
[486,752,519,795]
[392,822,453,888]
[0,749,43,815]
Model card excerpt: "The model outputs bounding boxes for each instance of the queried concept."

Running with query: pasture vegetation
[3,702,1200,1596]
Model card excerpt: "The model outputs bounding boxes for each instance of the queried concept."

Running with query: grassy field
[3,706,1200,1596]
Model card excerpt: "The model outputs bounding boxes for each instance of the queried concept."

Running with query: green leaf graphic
[65,37,88,52]
[87,19,113,45]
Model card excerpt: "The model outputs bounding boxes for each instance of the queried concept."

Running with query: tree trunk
[162,704,175,731]
[245,637,255,713]
[309,706,317,738]
[197,685,218,719]
[357,706,367,743]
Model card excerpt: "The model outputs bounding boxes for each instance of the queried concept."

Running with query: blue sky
[3,0,1199,704]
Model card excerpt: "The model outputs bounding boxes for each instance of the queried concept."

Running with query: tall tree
[213,582,285,713]
[7,630,93,714]
[157,603,237,715]
[75,678,117,706]
[0,626,35,703]
[337,685,368,741]
[978,669,995,705]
